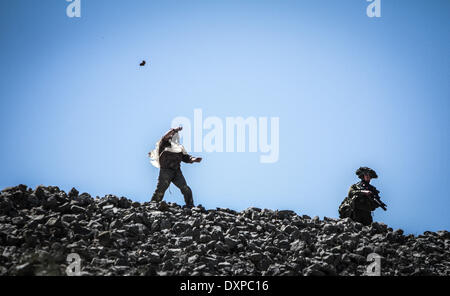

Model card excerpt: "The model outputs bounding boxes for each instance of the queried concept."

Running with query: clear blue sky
[1,0,449,235]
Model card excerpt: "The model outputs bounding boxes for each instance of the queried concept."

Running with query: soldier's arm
[348,184,368,198]
[348,185,358,198]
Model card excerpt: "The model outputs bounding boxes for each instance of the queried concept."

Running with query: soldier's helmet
[356,167,378,179]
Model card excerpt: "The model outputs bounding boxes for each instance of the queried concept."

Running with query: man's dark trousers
[151,168,194,207]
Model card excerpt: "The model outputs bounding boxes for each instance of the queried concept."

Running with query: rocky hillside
[0,185,448,276]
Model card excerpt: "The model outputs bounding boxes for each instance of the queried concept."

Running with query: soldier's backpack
[338,196,354,219]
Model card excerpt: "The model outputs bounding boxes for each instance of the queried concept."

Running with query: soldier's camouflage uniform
[344,181,380,225]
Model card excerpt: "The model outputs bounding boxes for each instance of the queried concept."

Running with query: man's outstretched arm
[182,154,202,163]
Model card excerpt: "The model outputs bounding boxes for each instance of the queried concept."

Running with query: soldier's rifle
[370,193,387,211]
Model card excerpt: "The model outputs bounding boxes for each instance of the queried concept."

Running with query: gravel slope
[0,185,448,276]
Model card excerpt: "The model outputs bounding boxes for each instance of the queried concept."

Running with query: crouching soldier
[148,126,202,208]
[339,167,387,226]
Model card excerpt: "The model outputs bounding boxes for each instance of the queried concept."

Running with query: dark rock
[172,222,190,235]
[12,216,25,226]
[123,213,136,223]
[57,202,71,213]
[265,246,281,254]
[276,210,295,220]
[348,253,366,264]
[224,237,239,249]
[290,240,306,252]
[72,224,91,235]
[323,224,339,234]
[70,205,85,214]
[149,252,161,264]
[118,197,131,209]
[98,231,111,246]
[277,239,290,249]
[44,195,59,210]
[160,219,171,230]
[45,217,61,228]
[61,214,76,224]
[281,225,298,234]
[13,262,34,276]
[34,186,47,200]
[177,237,193,248]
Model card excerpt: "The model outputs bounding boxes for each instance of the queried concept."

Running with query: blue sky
[0,0,449,235]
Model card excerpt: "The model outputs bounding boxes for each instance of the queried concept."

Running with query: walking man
[148,126,202,207]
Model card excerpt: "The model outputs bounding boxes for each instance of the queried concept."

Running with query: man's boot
[181,185,194,208]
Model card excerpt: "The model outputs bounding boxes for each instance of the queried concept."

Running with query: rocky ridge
[0,185,449,276]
